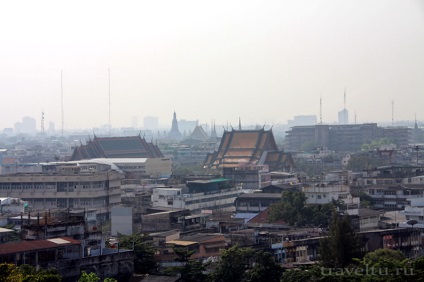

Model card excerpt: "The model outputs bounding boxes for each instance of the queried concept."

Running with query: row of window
[0,182,107,190]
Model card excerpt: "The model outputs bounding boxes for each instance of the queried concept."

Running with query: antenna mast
[320,96,322,124]
[344,87,346,109]
[109,68,111,136]
[41,111,45,135]
[391,100,394,126]
[61,70,64,138]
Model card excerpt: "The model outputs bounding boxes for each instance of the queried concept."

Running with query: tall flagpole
[61,70,64,138]
[109,68,111,136]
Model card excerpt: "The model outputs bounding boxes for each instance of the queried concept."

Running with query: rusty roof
[0,237,80,255]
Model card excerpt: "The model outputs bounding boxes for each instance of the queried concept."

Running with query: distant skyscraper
[338,89,349,124]
[48,121,55,133]
[143,116,159,130]
[179,119,198,133]
[287,115,317,127]
[168,111,182,139]
[14,116,36,134]
[338,109,349,124]
[132,116,139,128]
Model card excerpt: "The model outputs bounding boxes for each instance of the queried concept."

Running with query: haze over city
[1,0,423,130]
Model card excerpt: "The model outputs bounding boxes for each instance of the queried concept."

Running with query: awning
[167,240,197,246]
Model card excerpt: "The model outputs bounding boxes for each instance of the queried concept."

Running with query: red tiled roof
[1,157,17,165]
[0,237,80,255]
[247,208,287,225]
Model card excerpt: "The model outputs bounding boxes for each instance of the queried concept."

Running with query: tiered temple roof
[203,129,294,171]
[70,135,163,161]
[189,125,209,141]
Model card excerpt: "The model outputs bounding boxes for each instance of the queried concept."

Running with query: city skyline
[1,0,423,130]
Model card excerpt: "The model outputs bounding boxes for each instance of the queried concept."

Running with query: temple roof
[189,125,209,141]
[70,135,163,161]
[203,129,294,171]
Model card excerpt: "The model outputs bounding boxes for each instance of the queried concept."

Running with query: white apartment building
[152,187,242,214]
[400,197,424,229]
[302,183,360,213]
[0,162,123,221]
[0,197,28,214]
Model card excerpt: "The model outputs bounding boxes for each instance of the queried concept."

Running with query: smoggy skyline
[1,0,423,130]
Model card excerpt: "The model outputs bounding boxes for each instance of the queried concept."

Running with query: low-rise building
[234,193,282,214]
[152,179,242,214]
[0,197,28,214]
[223,164,271,190]
[302,183,360,212]
[0,237,134,281]
[400,197,424,229]
[155,233,227,267]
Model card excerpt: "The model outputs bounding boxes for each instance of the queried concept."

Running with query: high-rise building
[338,108,349,124]
[14,116,36,134]
[143,116,159,130]
[287,115,317,127]
[286,123,411,152]
[338,89,349,124]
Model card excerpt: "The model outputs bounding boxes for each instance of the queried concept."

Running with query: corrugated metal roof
[0,237,80,255]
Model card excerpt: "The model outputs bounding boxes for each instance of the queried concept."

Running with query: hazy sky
[1,0,423,131]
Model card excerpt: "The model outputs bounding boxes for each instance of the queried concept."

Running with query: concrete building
[338,108,349,125]
[223,164,271,190]
[0,237,134,281]
[155,233,227,267]
[0,197,28,214]
[287,115,317,127]
[111,206,133,236]
[152,179,242,214]
[143,116,159,130]
[0,162,123,221]
[302,183,360,213]
[14,116,37,135]
[400,197,424,229]
[286,123,411,152]
[235,193,282,214]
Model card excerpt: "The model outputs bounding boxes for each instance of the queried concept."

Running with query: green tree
[358,191,374,208]
[209,245,254,282]
[0,263,61,282]
[165,248,208,282]
[347,154,384,171]
[117,233,158,274]
[280,265,323,282]
[269,190,337,228]
[352,249,411,282]
[361,138,393,151]
[268,190,308,226]
[412,256,424,282]
[78,271,100,282]
[247,251,283,282]
[319,212,362,268]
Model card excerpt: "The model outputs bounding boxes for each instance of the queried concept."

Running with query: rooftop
[0,237,80,255]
